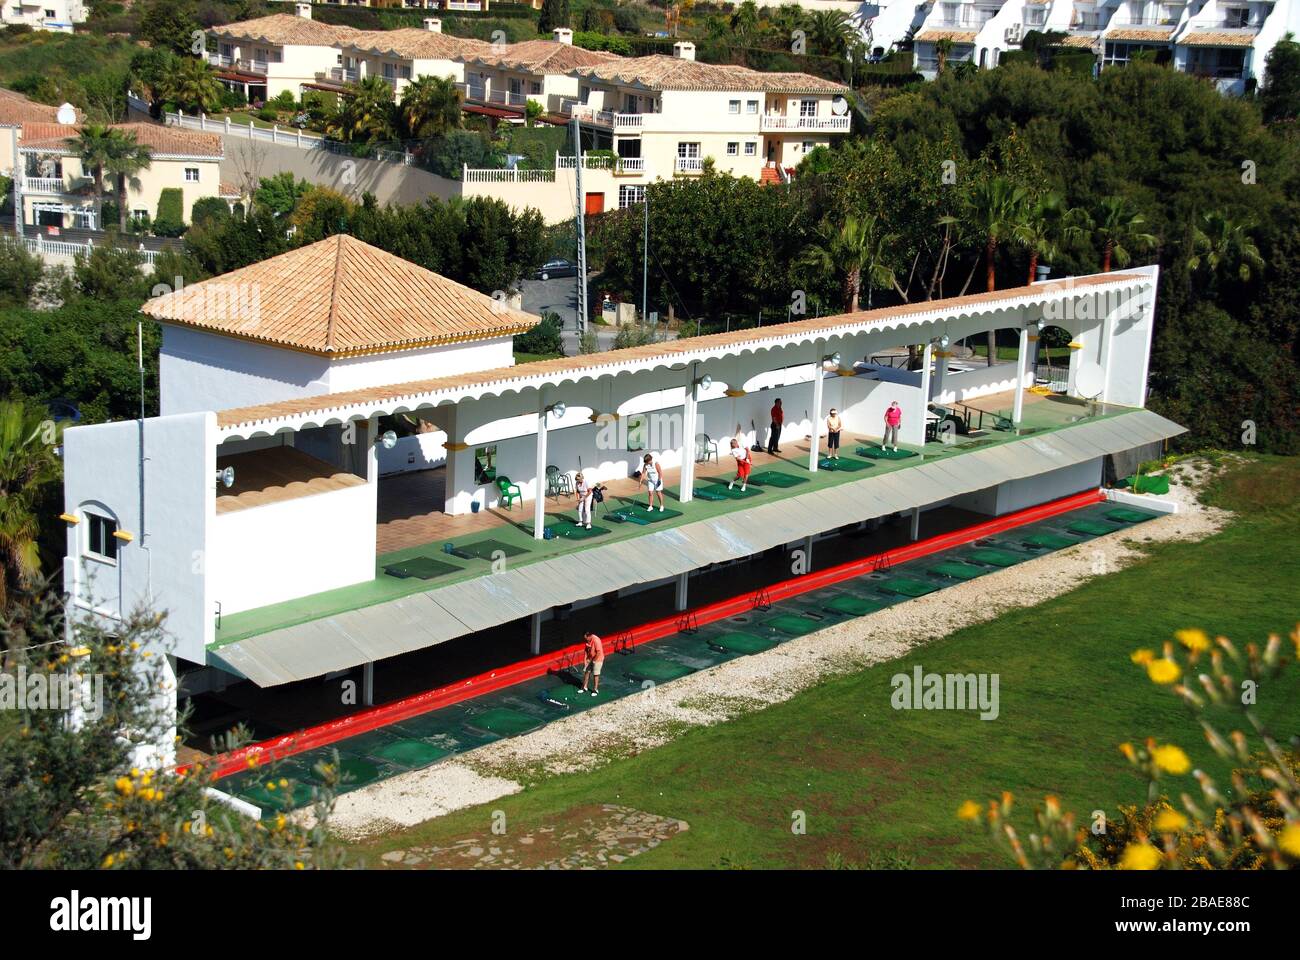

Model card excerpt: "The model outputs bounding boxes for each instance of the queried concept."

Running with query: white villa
[909,0,1300,91]
[0,0,85,32]
[60,234,1183,762]
[210,4,361,102]
[332,22,491,96]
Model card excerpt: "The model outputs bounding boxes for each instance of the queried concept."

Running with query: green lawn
[343,454,1300,869]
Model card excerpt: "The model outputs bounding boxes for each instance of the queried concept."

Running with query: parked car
[535,259,579,280]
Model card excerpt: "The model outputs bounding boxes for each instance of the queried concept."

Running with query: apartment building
[457,30,620,118]
[334,21,491,95]
[210,3,360,102]
[18,122,226,230]
[0,0,85,32]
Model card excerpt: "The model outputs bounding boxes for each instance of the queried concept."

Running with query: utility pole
[641,190,648,323]
[572,115,587,335]
[12,127,21,241]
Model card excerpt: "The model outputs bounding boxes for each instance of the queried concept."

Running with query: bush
[190,196,231,229]
[101,199,121,228]
[271,89,296,110]
[0,235,43,307]
[514,310,564,356]
[152,187,185,237]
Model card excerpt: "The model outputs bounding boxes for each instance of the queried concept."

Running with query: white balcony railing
[24,177,67,193]
[330,67,358,83]
[446,0,483,9]
[209,53,268,75]
[613,113,644,130]
[458,83,527,109]
[462,166,556,183]
[675,156,703,174]
[760,115,851,132]
[557,154,647,174]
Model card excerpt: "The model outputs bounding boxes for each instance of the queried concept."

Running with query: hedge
[153,187,185,238]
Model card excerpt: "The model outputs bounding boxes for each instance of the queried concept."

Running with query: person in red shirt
[579,631,604,696]
[766,398,784,454]
[727,436,752,491]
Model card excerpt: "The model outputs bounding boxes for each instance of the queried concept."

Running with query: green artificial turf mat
[747,470,809,488]
[304,756,381,789]
[468,708,544,737]
[762,614,824,636]
[624,658,695,683]
[1023,532,1081,550]
[371,739,451,768]
[692,486,730,501]
[453,538,531,560]
[701,480,763,498]
[965,548,1024,567]
[818,456,873,472]
[823,595,887,616]
[540,520,609,540]
[708,631,780,654]
[877,577,941,597]
[610,504,683,523]
[540,685,592,706]
[382,556,461,580]
[1067,519,1118,536]
[239,779,316,812]
[929,560,984,580]
[1106,508,1154,524]
[856,446,918,460]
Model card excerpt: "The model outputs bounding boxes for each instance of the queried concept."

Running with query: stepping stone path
[376,805,688,869]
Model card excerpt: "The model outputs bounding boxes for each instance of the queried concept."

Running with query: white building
[209,4,361,102]
[60,234,1183,761]
[0,0,85,32]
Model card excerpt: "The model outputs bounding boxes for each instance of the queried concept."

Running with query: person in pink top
[579,631,604,696]
[882,401,902,452]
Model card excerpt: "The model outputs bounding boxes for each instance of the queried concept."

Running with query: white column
[534,394,548,540]
[530,612,543,655]
[914,341,933,446]
[674,571,689,611]
[362,661,374,706]
[808,340,825,472]
[679,376,698,504]
[1012,326,1029,425]
[910,507,921,541]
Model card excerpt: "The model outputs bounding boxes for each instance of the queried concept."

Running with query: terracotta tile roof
[1106,27,1176,41]
[570,55,847,93]
[914,30,978,43]
[464,39,620,72]
[220,181,242,198]
[1178,29,1258,47]
[343,28,490,61]
[212,13,359,47]
[19,121,223,158]
[215,273,1146,428]
[0,87,75,127]
[143,234,540,357]
[1060,34,1101,48]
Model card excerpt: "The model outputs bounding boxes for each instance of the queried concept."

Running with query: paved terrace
[212,390,1137,649]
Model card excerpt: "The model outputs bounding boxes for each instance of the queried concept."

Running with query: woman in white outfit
[638,452,666,511]
[574,471,594,529]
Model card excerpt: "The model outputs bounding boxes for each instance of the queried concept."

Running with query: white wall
[62,412,215,664]
[995,458,1102,514]
[207,481,375,615]
[379,431,447,475]
[934,360,1026,406]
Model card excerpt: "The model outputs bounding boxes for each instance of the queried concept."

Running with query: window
[618,184,646,208]
[728,99,741,114]
[801,140,814,152]
[184,167,200,182]
[86,513,118,562]
[726,142,739,155]
[474,446,497,485]
[746,99,758,114]
[744,142,756,156]
[132,208,148,222]
[529,81,542,95]
[677,142,700,158]
[799,99,817,118]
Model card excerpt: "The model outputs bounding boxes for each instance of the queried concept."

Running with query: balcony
[675,156,703,174]
[445,0,483,9]
[761,114,851,132]
[329,67,358,83]
[458,83,528,110]
[24,176,67,193]
[209,53,268,75]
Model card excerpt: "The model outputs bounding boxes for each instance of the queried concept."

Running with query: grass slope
[345,455,1300,869]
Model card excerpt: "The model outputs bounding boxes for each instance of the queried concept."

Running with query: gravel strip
[325,462,1229,840]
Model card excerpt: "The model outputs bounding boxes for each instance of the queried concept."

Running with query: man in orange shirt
[767,397,784,454]
[579,631,604,696]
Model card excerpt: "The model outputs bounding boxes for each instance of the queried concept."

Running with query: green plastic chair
[496,476,523,510]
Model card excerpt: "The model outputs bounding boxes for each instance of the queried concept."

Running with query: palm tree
[327,75,397,144]
[0,402,61,612]
[801,213,899,312]
[106,133,153,233]
[935,37,954,74]
[966,176,1030,365]
[72,124,122,231]
[399,74,462,140]
[807,9,859,58]
[1016,193,1087,284]
[1188,211,1264,284]
[1084,195,1158,272]
[162,56,224,114]
[729,0,759,39]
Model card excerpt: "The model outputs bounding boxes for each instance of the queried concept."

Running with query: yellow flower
[1153,809,1188,833]
[102,853,116,868]
[114,776,134,796]
[1174,629,1210,652]
[1118,742,1136,762]
[1146,658,1181,685]
[294,861,305,870]
[1152,744,1191,775]
[956,800,981,821]
[1130,648,1155,665]
[1279,824,1300,858]
[1119,842,1162,870]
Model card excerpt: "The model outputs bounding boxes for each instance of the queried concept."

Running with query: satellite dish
[1075,363,1104,400]
[216,466,235,489]
[831,96,848,116]
[56,102,76,125]
[379,430,398,449]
